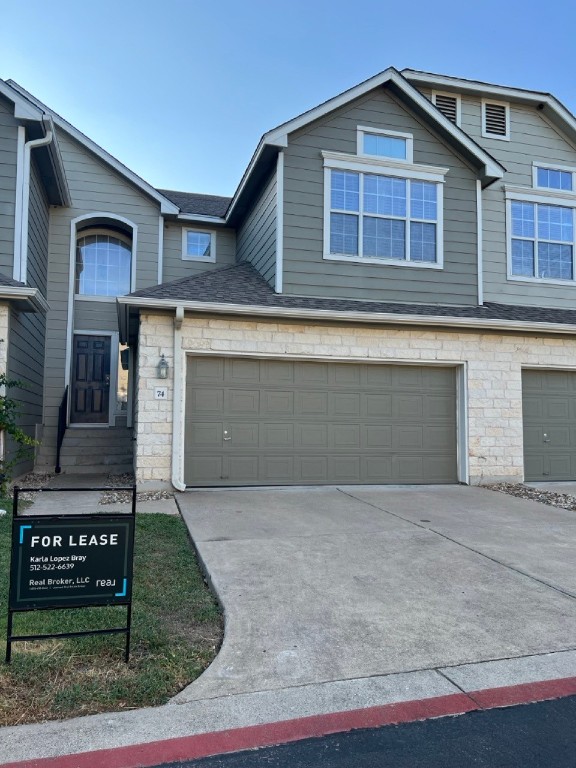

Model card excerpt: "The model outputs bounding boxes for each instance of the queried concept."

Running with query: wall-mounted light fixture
[157,354,169,379]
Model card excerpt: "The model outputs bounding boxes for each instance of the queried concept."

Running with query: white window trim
[481,99,510,141]
[356,126,414,163]
[182,227,216,262]
[505,188,576,285]
[432,91,462,127]
[322,154,445,269]
[532,161,576,192]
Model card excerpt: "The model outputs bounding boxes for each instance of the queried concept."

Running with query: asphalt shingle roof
[129,263,576,327]
[0,272,25,288]
[158,190,231,217]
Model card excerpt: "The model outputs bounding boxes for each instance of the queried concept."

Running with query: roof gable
[6,80,179,215]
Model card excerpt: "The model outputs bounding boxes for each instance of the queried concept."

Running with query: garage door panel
[185,358,457,486]
[261,390,295,416]
[187,423,222,447]
[188,388,224,413]
[365,394,393,418]
[523,397,544,419]
[262,423,294,448]
[331,393,361,418]
[426,395,456,419]
[331,424,361,449]
[262,456,294,483]
[545,398,570,420]
[394,395,424,420]
[297,424,328,448]
[297,392,328,416]
[331,456,361,482]
[299,456,328,482]
[227,389,260,414]
[365,425,392,449]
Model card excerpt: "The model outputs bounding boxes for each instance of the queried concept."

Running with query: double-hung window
[510,201,575,280]
[325,157,445,267]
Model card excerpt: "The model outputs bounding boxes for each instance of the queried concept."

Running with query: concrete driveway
[176,485,576,702]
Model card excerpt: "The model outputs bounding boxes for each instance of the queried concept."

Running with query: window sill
[182,255,216,263]
[324,254,443,269]
[74,294,120,302]
[507,275,576,287]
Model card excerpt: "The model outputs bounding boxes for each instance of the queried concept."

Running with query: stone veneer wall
[0,305,9,376]
[136,311,576,488]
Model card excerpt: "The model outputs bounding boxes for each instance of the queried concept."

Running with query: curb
[4,676,576,768]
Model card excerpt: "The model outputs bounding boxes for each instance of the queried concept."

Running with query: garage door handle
[224,430,231,441]
[543,433,551,443]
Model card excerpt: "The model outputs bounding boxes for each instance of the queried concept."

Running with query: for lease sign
[10,516,134,609]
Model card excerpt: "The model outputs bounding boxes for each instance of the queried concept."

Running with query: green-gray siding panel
[0,96,17,277]
[282,87,478,304]
[162,223,236,283]
[7,308,45,477]
[74,300,119,332]
[237,168,276,287]
[27,156,49,294]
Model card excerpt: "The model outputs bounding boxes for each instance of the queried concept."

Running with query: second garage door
[184,357,458,486]
[523,369,576,481]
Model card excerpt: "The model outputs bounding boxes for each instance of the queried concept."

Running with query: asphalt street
[157,695,576,768]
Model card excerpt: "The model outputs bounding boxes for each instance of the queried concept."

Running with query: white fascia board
[6,81,179,215]
[0,285,48,312]
[117,296,576,336]
[226,134,287,220]
[0,80,43,121]
[177,213,227,225]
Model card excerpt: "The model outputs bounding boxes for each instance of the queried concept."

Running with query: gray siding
[282,87,478,305]
[40,127,162,466]
[7,307,46,477]
[28,156,49,294]
[417,86,576,309]
[6,152,49,478]
[162,222,236,282]
[0,95,17,277]
[237,168,276,287]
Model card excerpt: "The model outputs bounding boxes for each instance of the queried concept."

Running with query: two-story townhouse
[2,68,576,489]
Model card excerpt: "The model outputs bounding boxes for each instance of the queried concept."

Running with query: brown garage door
[523,369,576,481]
[184,357,458,486]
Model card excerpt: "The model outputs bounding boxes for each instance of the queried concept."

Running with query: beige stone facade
[136,310,576,488]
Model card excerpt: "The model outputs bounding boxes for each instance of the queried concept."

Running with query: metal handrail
[55,385,68,474]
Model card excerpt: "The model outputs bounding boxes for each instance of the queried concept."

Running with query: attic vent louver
[484,102,508,137]
[434,94,458,124]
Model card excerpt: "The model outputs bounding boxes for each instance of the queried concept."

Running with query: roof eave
[116,295,576,336]
[0,285,48,313]
[176,213,227,225]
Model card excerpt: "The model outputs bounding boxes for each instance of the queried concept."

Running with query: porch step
[58,427,134,474]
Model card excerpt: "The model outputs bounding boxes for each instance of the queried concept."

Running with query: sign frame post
[5,485,136,664]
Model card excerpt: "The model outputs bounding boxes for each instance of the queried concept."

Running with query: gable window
[75,229,132,297]
[357,127,413,163]
[182,228,215,262]
[325,158,444,266]
[534,164,575,192]
[509,199,576,280]
[482,100,510,140]
[432,92,461,126]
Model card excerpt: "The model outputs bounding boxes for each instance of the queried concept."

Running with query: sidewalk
[2,484,576,766]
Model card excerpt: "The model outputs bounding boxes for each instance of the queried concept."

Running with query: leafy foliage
[0,374,38,494]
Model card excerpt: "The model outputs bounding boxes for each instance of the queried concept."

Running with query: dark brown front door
[71,335,111,424]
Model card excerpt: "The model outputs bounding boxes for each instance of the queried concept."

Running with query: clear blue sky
[3,0,576,198]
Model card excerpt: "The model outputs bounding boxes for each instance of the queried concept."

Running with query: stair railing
[55,385,69,474]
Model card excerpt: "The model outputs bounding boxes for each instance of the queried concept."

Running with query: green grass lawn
[0,505,223,726]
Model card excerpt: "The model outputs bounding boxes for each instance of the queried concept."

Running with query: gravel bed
[487,482,576,512]
[100,474,174,505]
[11,472,56,503]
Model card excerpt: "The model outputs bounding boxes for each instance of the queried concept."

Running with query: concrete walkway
[3,484,576,765]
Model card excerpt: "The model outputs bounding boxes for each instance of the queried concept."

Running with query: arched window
[75,228,132,297]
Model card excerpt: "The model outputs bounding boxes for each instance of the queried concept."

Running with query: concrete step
[58,463,134,475]
[60,444,133,457]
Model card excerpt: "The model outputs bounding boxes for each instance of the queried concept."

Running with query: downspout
[171,305,186,491]
[15,124,54,283]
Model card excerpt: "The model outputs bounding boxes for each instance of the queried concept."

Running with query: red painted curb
[3,676,576,768]
[1,692,475,768]
[469,675,576,709]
